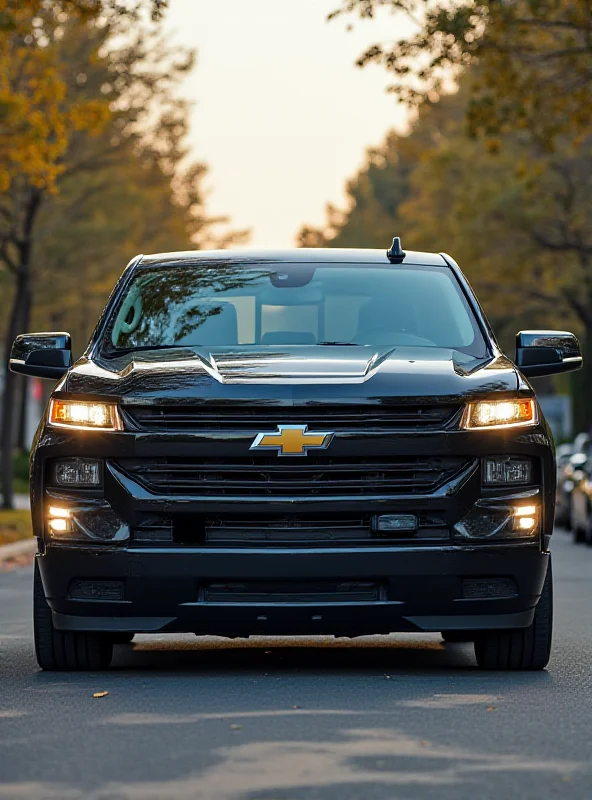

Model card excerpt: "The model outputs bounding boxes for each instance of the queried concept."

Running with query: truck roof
[137,248,449,268]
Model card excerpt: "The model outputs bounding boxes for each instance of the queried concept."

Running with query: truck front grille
[123,404,460,432]
[117,456,472,497]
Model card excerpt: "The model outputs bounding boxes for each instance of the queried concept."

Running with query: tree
[0,4,245,507]
[330,0,592,146]
[397,112,592,429]
[300,87,592,428]
[297,92,465,248]
[298,132,413,248]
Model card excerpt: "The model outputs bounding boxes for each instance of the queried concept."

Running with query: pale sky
[162,0,413,247]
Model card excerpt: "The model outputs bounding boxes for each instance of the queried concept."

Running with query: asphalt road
[1,531,592,800]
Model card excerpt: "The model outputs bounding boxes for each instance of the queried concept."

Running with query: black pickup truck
[10,240,582,671]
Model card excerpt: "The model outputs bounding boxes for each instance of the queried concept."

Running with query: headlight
[49,399,123,431]
[461,399,536,430]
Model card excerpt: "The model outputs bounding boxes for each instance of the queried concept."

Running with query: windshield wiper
[316,341,358,346]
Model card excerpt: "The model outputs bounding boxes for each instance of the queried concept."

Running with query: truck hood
[62,345,519,405]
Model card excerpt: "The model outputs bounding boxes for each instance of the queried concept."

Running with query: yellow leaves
[0,5,112,193]
[70,99,110,133]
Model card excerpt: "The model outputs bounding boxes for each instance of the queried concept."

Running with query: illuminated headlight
[483,457,532,485]
[49,399,123,431]
[462,399,536,430]
[453,500,539,540]
[53,458,101,487]
[47,503,129,544]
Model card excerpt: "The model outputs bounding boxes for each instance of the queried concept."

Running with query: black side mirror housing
[515,330,582,378]
[9,332,72,380]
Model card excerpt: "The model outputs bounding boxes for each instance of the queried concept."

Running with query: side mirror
[515,330,582,378]
[9,332,72,380]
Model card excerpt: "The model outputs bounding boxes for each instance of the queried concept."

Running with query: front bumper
[31,406,555,637]
[38,544,548,636]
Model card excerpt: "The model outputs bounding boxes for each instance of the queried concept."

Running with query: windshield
[104,262,488,356]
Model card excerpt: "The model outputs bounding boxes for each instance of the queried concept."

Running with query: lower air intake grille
[68,580,124,601]
[117,456,472,497]
[201,581,384,604]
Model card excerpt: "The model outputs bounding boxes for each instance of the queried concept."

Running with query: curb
[0,538,37,562]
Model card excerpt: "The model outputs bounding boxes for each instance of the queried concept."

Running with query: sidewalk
[0,494,30,510]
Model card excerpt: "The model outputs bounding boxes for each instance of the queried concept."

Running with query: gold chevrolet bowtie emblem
[250,424,334,456]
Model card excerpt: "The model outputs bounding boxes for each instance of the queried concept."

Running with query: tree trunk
[1,274,30,509]
[16,287,31,452]
[0,189,39,509]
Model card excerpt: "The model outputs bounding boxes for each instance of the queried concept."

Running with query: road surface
[1,531,591,799]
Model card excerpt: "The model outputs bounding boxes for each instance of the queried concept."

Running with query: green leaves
[331,0,592,146]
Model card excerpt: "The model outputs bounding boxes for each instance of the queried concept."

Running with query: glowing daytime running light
[49,400,122,431]
[48,506,71,519]
[48,518,69,533]
[462,399,536,430]
[515,505,537,517]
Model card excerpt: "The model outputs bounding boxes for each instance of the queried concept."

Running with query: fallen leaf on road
[93,691,109,698]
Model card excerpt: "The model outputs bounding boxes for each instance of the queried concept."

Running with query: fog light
[48,506,74,538]
[49,517,70,534]
[514,505,537,533]
[454,500,539,540]
[53,458,101,487]
[515,505,536,517]
[483,458,532,485]
[73,507,129,542]
[46,500,129,544]
[48,506,71,519]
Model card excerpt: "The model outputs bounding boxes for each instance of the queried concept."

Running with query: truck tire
[474,560,552,671]
[34,561,113,671]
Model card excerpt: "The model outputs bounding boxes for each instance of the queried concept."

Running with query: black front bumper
[38,543,549,636]
[31,402,555,638]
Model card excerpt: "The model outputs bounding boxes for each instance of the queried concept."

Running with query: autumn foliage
[0,0,243,507]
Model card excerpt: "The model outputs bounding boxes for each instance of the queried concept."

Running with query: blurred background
[1,0,591,514]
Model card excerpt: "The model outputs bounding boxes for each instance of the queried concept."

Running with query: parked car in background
[555,442,576,529]
[569,440,592,544]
